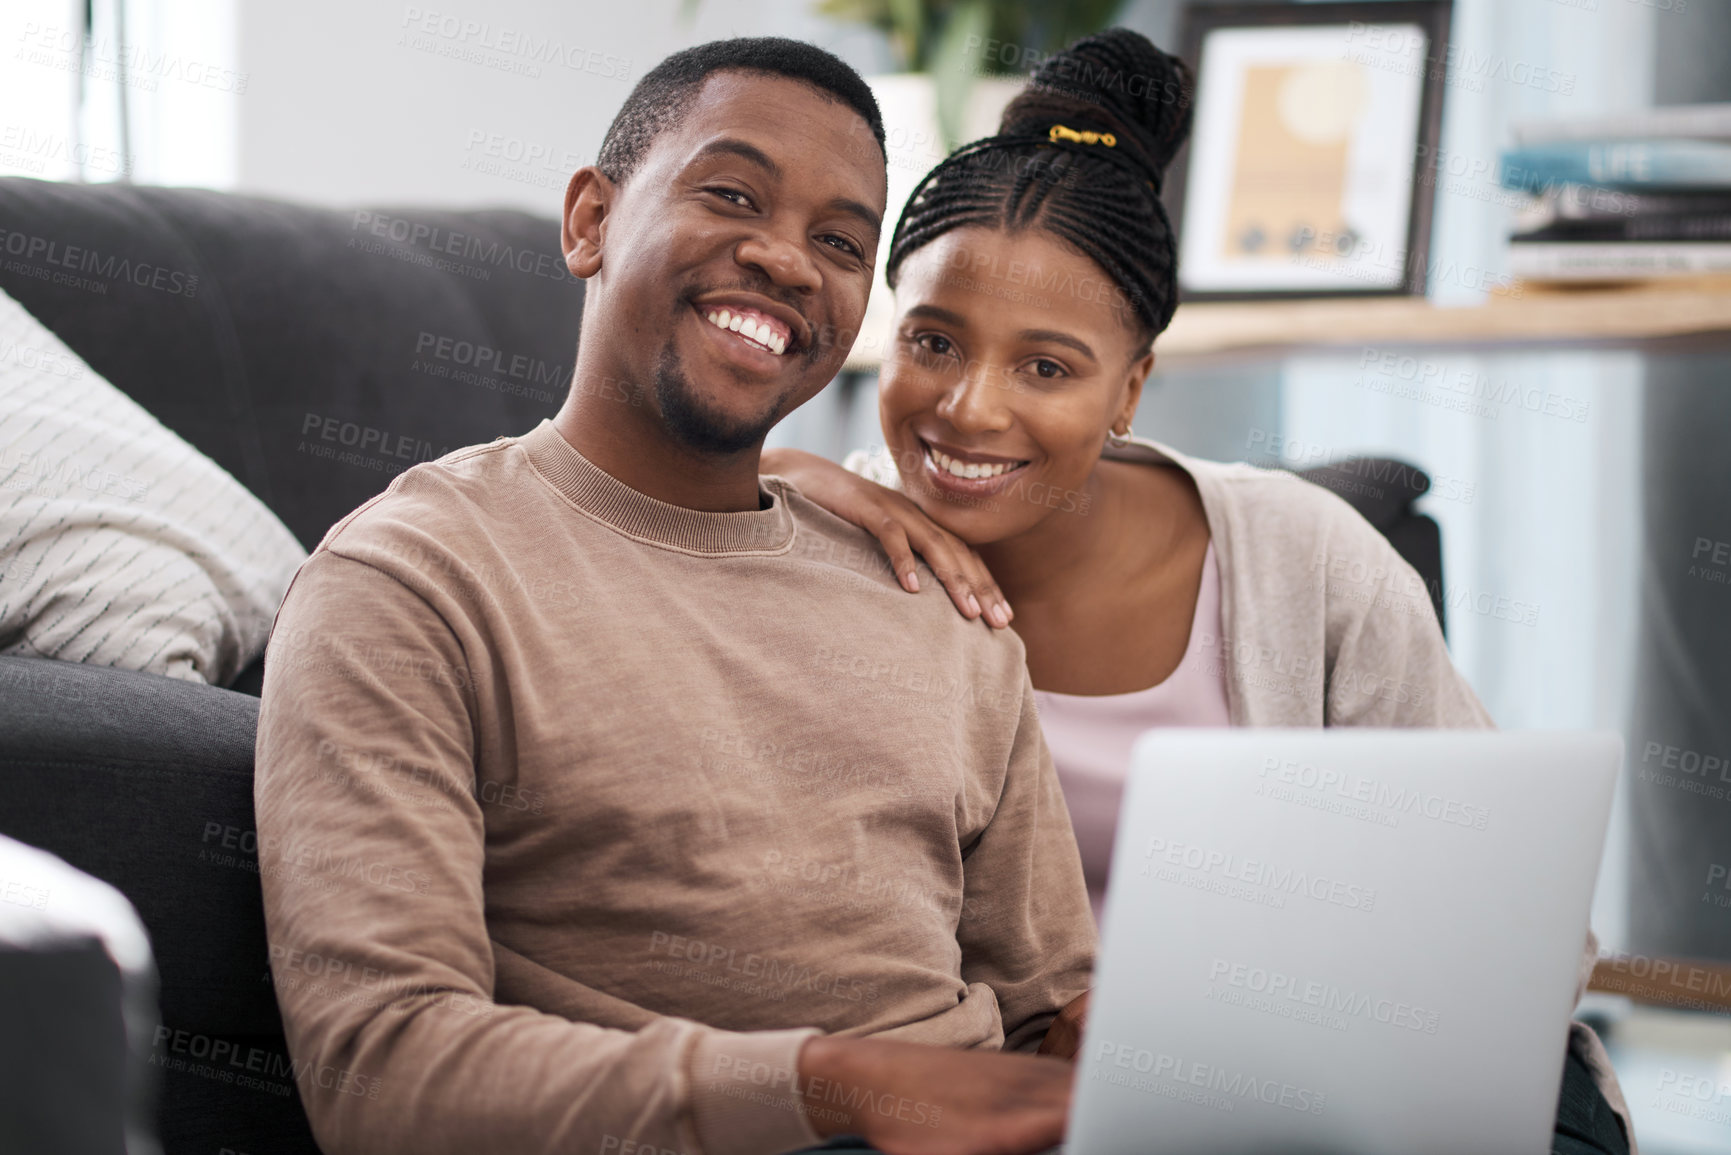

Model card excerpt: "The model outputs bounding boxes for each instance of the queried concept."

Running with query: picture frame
[1164,1,1453,300]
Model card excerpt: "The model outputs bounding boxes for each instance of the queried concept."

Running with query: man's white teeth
[929,447,1017,479]
[704,309,787,355]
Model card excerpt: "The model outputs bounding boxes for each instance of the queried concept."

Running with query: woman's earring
[1107,424,1134,448]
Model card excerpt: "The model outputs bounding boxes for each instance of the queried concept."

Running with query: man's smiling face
[576,71,886,454]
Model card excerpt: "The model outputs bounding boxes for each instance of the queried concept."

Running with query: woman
[766,28,1487,914]
[765,28,1632,1150]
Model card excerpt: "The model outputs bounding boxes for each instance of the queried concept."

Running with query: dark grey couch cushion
[0,178,580,550]
[0,657,267,1035]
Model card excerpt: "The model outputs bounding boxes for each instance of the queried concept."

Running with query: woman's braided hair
[885,28,1193,342]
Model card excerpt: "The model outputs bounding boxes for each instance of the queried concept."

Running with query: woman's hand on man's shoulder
[761,447,1013,629]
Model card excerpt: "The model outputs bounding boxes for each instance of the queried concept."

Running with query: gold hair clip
[1049,124,1116,147]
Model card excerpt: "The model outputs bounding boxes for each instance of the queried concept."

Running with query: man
[255,37,1093,1155]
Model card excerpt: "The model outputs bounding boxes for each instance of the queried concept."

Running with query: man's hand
[1036,990,1090,1061]
[798,1035,1071,1155]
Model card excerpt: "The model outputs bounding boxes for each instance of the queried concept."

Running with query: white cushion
[0,288,306,685]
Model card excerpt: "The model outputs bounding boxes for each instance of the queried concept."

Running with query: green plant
[817,0,1122,147]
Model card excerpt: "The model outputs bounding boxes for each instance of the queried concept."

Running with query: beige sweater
[253,421,1095,1155]
[1102,438,1493,728]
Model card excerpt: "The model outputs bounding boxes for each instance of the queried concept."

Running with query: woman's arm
[761,447,1013,629]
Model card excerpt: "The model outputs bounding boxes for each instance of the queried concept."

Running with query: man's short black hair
[596,37,885,185]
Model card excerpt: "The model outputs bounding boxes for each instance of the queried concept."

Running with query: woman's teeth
[928,447,1021,480]
[704,309,787,356]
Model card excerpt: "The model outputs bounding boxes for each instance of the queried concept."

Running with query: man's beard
[653,341,789,456]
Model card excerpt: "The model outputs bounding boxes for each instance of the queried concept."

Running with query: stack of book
[1500,104,1731,282]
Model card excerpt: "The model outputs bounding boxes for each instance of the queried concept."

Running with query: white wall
[234,0,892,211]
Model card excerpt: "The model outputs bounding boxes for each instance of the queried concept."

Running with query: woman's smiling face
[878,226,1154,544]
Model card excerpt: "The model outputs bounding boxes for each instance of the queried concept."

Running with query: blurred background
[3,1,1729,1152]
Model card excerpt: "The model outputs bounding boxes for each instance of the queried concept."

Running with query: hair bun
[999,27,1193,189]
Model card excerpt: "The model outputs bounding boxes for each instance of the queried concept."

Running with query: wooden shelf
[1156,279,1731,365]
[843,279,1731,371]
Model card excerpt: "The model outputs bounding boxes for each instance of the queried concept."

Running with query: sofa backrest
[0,178,581,550]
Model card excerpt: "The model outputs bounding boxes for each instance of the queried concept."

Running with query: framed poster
[1166,2,1452,299]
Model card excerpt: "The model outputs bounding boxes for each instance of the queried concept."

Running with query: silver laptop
[1066,729,1619,1155]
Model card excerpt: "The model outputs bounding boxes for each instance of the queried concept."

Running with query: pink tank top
[1031,542,1230,923]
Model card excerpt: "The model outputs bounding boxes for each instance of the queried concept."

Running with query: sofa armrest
[0,657,278,1036]
[1295,456,1431,531]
